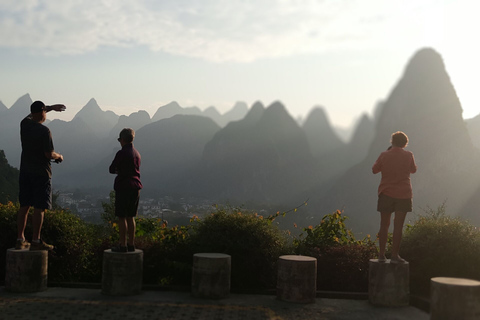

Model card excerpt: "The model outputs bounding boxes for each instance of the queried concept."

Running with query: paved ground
[0,287,428,320]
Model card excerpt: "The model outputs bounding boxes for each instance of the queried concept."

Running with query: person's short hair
[31,101,46,113]
[119,128,135,143]
[391,131,409,148]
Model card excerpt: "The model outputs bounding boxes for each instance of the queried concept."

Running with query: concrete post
[430,277,480,320]
[277,255,317,303]
[191,253,231,299]
[5,248,48,293]
[369,259,409,306]
[102,249,143,296]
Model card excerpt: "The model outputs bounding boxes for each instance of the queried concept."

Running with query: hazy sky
[0,0,478,129]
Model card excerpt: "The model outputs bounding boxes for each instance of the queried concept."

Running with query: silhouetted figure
[372,131,417,263]
[16,101,66,251]
[109,128,142,252]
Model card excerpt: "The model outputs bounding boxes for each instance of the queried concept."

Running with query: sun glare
[435,1,480,119]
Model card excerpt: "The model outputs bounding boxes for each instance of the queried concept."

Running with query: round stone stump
[368,259,409,306]
[431,277,480,320]
[5,248,48,293]
[276,255,317,304]
[191,253,231,299]
[102,249,143,296]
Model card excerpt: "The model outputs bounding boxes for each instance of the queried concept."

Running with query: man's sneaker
[127,244,136,252]
[111,245,127,253]
[15,239,30,250]
[377,255,387,263]
[30,239,54,251]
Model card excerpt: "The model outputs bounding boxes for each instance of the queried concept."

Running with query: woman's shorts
[377,193,412,213]
[115,189,140,217]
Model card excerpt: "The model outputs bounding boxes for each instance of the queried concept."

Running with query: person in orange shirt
[372,131,417,263]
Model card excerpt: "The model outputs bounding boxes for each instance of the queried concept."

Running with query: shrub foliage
[5,198,478,295]
[188,206,292,292]
[295,210,377,291]
[402,203,480,295]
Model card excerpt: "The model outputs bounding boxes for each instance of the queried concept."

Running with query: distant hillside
[195,101,319,204]
[134,115,221,196]
[310,48,480,234]
[0,150,19,204]
[151,101,249,127]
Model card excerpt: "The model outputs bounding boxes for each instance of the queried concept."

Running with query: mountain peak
[404,48,445,77]
[372,47,470,158]
[11,93,33,110]
[152,101,183,122]
[73,98,103,120]
[231,101,248,112]
[260,101,298,129]
[302,106,345,157]
[303,107,331,129]
[84,98,101,110]
[266,101,286,112]
[243,102,265,123]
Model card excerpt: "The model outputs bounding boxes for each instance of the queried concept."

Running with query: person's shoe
[390,256,407,264]
[15,239,31,250]
[377,255,387,262]
[127,244,136,252]
[111,245,127,253]
[30,239,54,251]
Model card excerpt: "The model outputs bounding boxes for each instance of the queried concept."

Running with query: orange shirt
[372,147,417,199]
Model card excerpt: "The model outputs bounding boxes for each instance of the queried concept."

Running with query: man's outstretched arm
[46,104,66,112]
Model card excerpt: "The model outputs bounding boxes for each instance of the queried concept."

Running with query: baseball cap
[31,101,46,113]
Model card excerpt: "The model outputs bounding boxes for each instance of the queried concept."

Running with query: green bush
[402,203,480,295]
[137,224,193,286]
[295,210,377,292]
[188,206,292,292]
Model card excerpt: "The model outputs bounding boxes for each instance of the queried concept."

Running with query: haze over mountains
[1,48,480,234]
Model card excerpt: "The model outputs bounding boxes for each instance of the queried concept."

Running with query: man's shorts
[377,193,412,213]
[115,189,140,217]
[19,171,52,210]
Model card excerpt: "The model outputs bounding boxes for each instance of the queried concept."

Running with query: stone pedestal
[5,248,48,293]
[102,249,143,296]
[191,253,231,299]
[368,259,409,306]
[430,277,480,320]
[277,255,317,303]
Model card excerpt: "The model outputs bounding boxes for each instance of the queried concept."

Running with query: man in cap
[16,100,66,251]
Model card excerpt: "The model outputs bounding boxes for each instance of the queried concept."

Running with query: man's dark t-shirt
[20,116,54,178]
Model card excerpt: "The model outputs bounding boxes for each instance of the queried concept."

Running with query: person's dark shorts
[115,189,140,217]
[377,193,412,213]
[19,171,52,210]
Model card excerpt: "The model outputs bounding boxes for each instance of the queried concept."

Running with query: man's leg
[30,207,54,250]
[17,206,30,240]
[391,211,407,259]
[32,208,45,241]
[378,212,392,258]
[126,217,136,246]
